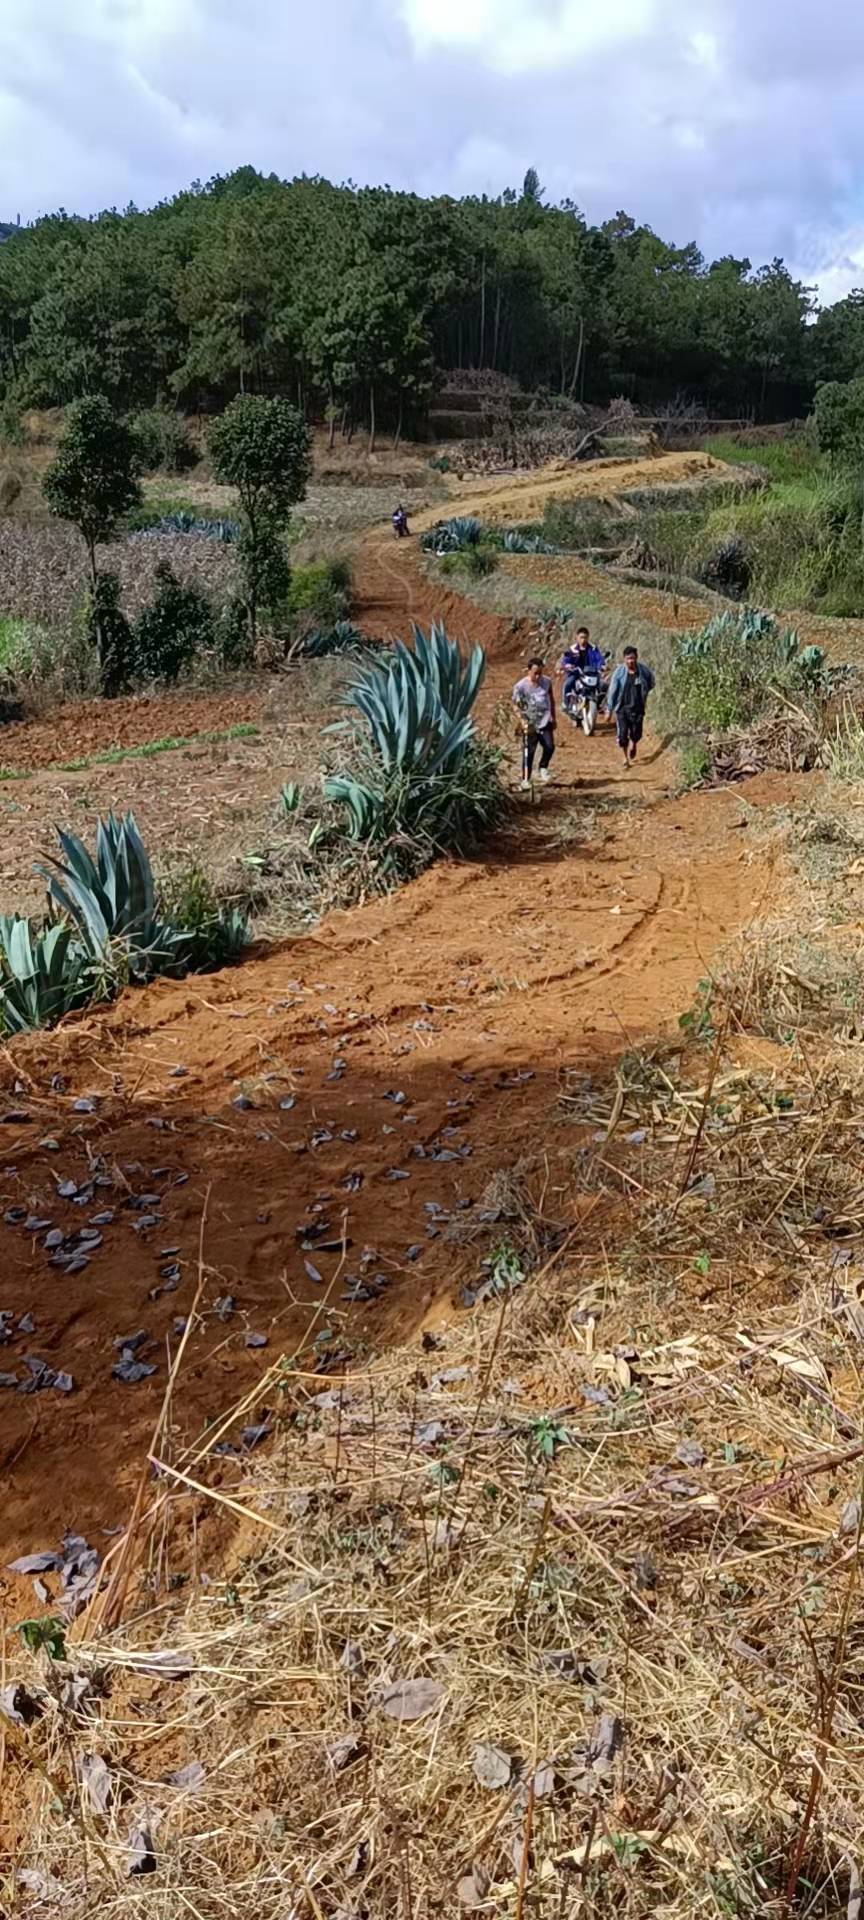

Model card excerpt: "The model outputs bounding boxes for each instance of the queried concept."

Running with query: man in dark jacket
[605,645,655,768]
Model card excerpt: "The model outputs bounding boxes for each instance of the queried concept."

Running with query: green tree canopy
[209,393,310,645]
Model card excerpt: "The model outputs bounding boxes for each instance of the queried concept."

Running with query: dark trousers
[615,710,644,750]
[526,725,555,775]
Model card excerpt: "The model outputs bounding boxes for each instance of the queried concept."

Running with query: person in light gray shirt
[605,645,655,769]
[512,656,556,787]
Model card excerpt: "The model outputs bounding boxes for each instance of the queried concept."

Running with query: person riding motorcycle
[558,627,604,706]
[392,504,410,539]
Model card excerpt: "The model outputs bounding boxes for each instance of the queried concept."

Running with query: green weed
[16,1616,67,1660]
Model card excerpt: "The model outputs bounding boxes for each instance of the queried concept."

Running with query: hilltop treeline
[0,166,860,433]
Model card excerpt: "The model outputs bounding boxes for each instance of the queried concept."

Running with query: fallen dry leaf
[457,1863,491,1908]
[376,1676,446,1723]
[472,1741,512,1790]
[80,1751,113,1816]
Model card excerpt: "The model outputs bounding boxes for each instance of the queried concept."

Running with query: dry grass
[0,521,237,632]
[703,918,864,1043]
[6,1026,864,1917]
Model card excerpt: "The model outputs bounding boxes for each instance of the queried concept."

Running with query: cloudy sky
[2,0,863,304]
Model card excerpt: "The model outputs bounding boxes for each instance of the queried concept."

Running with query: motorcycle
[392,510,410,540]
[564,667,604,736]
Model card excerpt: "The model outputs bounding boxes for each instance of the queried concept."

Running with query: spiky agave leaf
[36,813,182,977]
[0,915,89,1033]
[324,776,385,841]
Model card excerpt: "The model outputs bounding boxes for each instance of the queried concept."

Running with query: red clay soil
[0,687,262,774]
[0,530,795,1597]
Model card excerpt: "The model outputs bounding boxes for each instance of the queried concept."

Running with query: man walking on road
[605,644,655,770]
[512,656,556,788]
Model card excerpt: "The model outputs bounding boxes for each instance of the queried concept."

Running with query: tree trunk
[568,317,585,398]
[369,382,376,454]
[247,508,258,651]
[393,394,403,450]
[328,387,336,451]
[492,282,502,368]
[479,250,486,366]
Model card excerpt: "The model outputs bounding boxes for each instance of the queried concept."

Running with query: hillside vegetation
[2,167,862,439]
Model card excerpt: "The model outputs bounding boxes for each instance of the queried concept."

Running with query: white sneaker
[520,777,531,792]
[539,768,551,785]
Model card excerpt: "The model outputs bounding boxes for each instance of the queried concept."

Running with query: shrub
[820,705,864,779]
[678,740,712,788]
[0,397,24,448]
[134,560,214,682]
[216,595,254,669]
[668,608,829,734]
[0,615,51,674]
[84,571,134,697]
[288,559,352,627]
[0,467,22,513]
[325,619,508,876]
[813,379,864,462]
[439,547,499,579]
[159,862,250,970]
[698,536,752,599]
[132,408,198,475]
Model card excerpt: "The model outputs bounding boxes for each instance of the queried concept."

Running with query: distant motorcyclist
[392,504,410,539]
[558,626,604,704]
[606,644,655,768]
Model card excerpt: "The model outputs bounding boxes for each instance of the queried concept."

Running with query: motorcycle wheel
[582,700,598,737]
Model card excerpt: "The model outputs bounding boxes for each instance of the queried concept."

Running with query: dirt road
[0,474,791,1579]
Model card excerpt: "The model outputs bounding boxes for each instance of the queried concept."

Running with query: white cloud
[400,0,658,72]
[2,0,864,304]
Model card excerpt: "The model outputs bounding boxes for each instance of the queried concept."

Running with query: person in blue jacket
[605,644,655,768]
[558,626,604,705]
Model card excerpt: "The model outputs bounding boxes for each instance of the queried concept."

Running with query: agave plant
[502,529,557,554]
[421,516,483,554]
[36,812,183,980]
[324,620,500,868]
[131,511,239,543]
[338,621,485,780]
[0,917,90,1034]
[300,620,369,659]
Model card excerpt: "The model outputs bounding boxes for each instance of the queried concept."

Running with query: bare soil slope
[0,505,789,1580]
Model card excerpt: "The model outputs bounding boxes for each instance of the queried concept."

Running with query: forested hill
[0,221,17,243]
[0,165,861,432]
